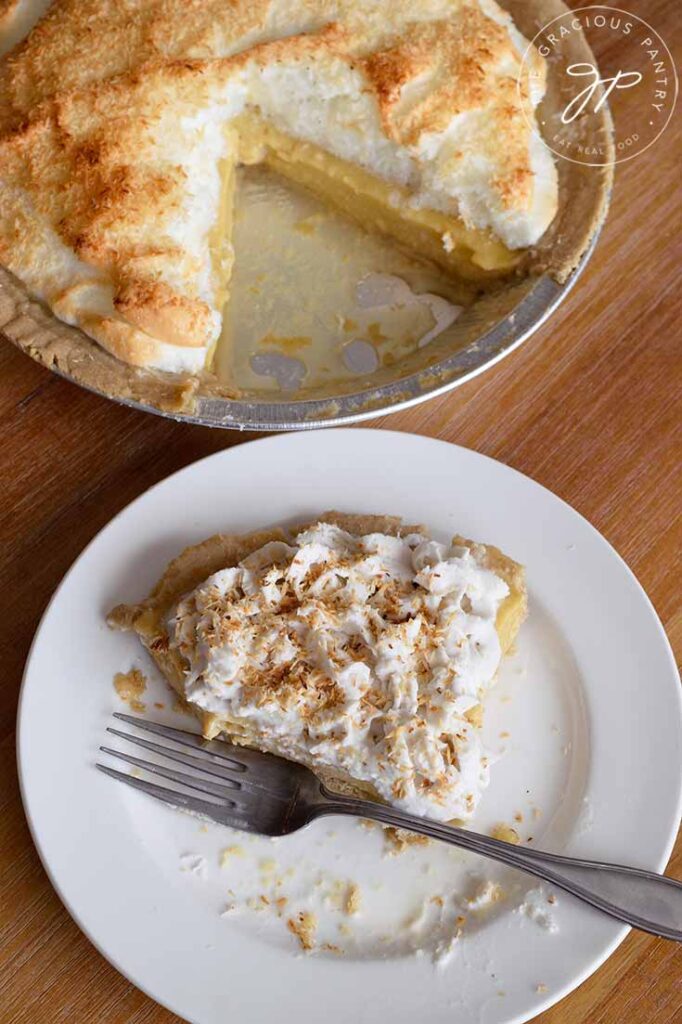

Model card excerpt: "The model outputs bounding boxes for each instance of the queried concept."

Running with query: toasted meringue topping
[0,0,557,374]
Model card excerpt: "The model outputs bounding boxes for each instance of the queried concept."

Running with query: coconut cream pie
[0,0,558,376]
[109,513,527,822]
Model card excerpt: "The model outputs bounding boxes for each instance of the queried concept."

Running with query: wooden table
[1,1,680,1020]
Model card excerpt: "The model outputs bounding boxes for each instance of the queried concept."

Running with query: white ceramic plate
[18,430,681,1024]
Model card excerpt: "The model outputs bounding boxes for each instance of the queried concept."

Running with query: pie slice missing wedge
[0,1,558,378]
[108,512,527,822]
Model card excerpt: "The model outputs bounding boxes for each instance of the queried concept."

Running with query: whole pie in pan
[109,512,527,822]
[0,0,560,379]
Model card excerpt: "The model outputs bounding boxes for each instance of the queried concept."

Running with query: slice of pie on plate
[0,0,559,378]
[109,512,527,822]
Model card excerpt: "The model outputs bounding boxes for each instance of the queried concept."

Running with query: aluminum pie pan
[108,239,600,432]
[0,0,613,431]
[0,221,604,433]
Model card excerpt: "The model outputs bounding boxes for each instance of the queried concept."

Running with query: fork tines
[96,714,265,827]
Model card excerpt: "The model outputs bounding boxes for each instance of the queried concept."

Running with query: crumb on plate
[219,845,244,867]
[491,823,520,845]
[287,911,317,951]
[383,826,431,855]
[113,668,147,712]
[345,883,361,915]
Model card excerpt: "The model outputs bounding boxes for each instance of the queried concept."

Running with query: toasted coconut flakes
[464,704,483,728]
[392,777,409,800]
[164,522,520,823]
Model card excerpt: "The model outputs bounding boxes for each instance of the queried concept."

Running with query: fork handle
[313,787,682,942]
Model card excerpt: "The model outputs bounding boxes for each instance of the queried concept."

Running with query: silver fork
[98,713,682,942]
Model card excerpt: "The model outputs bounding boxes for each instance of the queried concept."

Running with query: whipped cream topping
[168,523,509,821]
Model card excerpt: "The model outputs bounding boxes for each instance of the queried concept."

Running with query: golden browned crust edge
[109,511,527,641]
[107,513,427,628]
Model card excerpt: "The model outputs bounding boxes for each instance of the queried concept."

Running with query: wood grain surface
[0,1,680,1021]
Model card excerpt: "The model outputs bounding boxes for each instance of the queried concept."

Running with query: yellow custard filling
[209,147,238,313]
[208,117,522,333]
[234,118,520,280]
[203,118,524,376]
